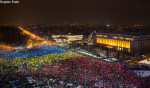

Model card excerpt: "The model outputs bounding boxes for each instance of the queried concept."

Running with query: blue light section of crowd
[0,45,69,59]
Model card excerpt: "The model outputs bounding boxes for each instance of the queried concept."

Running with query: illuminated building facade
[94,33,150,55]
[52,35,83,44]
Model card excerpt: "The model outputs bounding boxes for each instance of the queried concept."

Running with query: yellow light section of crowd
[8,52,82,70]
[97,38,130,48]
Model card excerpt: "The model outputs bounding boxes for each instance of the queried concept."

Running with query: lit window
[113,36,118,39]
[125,38,134,41]
[119,37,124,40]
[104,35,107,38]
[97,35,103,37]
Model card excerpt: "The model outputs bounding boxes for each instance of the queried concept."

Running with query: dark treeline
[28,25,95,38]
[0,26,30,46]
[27,24,150,38]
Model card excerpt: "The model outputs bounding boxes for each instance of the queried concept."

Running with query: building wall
[141,40,150,53]
[94,33,150,55]
[130,35,150,54]
[130,41,141,54]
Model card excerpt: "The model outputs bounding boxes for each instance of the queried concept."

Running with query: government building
[93,33,150,55]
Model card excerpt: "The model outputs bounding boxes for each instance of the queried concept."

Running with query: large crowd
[9,56,150,88]
[0,45,69,59]
[39,57,150,87]
[0,45,150,88]
[8,52,82,71]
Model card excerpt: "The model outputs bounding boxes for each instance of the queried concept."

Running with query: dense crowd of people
[8,56,150,88]
[0,45,150,88]
[0,45,69,59]
[38,56,149,88]
[8,52,81,71]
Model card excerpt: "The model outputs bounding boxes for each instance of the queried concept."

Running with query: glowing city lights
[18,27,54,46]
[0,44,14,50]
[18,27,42,40]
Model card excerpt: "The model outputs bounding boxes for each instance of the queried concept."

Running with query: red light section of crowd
[13,56,150,87]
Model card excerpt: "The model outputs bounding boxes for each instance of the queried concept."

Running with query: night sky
[0,0,150,25]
